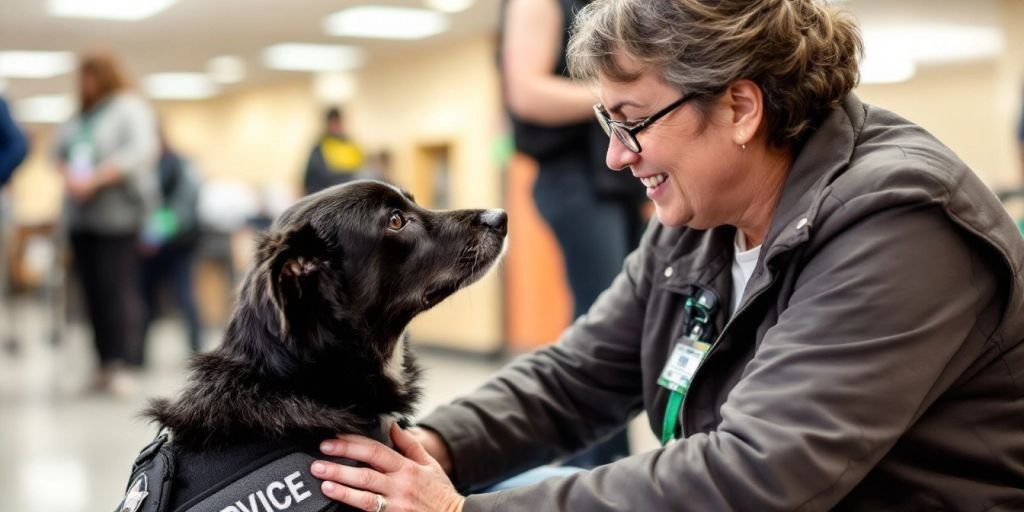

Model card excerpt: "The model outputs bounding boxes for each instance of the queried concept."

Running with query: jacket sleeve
[453,203,1000,511]
[418,228,654,491]
[0,97,28,186]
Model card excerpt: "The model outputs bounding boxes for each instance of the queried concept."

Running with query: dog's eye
[387,211,406,231]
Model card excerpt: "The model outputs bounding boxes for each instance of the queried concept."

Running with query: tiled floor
[0,297,657,512]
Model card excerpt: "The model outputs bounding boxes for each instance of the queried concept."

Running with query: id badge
[69,140,96,182]
[657,336,711,394]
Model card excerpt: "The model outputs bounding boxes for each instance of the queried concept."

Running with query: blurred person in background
[55,52,159,396]
[303,106,366,195]
[498,0,647,467]
[0,94,29,187]
[311,0,1024,510]
[139,127,203,358]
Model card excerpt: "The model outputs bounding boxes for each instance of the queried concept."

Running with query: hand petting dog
[314,422,465,512]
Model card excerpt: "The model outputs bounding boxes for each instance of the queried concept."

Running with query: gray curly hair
[567,0,863,148]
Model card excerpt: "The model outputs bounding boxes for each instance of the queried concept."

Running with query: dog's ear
[257,222,332,340]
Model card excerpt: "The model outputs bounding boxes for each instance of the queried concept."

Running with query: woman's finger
[320,480,386,512]
[311,461,385,493]
[391,422,433,465]
[320,436,403,473]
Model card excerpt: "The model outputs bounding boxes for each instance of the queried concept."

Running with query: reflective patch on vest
[119,474,150,512]
[183,452,333,512]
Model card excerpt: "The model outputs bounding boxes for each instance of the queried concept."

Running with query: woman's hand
[313,422,464,512]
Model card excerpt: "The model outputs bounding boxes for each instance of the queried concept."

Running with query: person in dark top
[140,130,203,357]
[0,95,28,186]
[499,0,643,468]
[302,107,365,195]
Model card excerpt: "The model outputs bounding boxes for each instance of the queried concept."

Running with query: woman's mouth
[640,173,668,198]
[639,173,667,188]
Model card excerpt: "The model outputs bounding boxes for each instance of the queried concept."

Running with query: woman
[312,0,1024,510]
[56,52,159,395]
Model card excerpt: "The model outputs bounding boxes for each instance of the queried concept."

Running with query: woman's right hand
[409,427,453,475]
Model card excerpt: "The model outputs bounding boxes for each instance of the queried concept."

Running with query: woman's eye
[388,212,406,230]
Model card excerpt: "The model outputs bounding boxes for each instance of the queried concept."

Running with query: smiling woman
[310,0,1024,511]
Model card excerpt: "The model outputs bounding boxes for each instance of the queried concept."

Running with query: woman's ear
[725,79,763,147]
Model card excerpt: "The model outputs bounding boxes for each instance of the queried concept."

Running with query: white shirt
[731,230,762,315]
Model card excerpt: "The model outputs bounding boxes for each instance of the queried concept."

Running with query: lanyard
[659,289,717,445]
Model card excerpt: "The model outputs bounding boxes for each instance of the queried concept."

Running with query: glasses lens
[612,125,639,152]
[593,104,611,136]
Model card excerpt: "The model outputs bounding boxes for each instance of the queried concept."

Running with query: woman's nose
[605,134,639,172]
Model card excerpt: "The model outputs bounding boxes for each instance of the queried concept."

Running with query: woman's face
[80,70,99,105]
[597,57,749,230]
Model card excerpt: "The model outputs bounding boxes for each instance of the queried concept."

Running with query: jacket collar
[761,94,864,264]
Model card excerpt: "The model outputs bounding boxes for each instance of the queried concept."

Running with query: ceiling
[0,0,1006,111]
[0,0,500,102]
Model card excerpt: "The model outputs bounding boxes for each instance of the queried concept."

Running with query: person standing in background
[55,52,159,396]
[302,107,365,195]
[0,94,28,187]
[500,0,645,467]
[139,128,203,358]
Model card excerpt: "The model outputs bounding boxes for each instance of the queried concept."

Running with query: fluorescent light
[423,0,475,13]
[313,72,358,103]
[324,6,449,40]
[143,72,218,100]
[860,55,916,84]
[13,94,75,124]
[862,24,1004,66]
[0,51,75,79]
[207,55,246,84]
[48,0,176,20]
[263,43,365,72]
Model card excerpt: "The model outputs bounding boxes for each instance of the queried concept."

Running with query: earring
[741,143,746,150]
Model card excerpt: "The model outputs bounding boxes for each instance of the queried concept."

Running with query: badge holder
[657,287,718,445]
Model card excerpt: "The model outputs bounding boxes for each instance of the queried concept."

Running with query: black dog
[115,180,507,512]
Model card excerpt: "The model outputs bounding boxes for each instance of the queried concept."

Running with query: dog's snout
[480,209,508,236]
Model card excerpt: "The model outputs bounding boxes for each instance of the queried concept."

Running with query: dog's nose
[480,209,508,236]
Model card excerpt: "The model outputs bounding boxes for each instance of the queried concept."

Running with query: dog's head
[230,180,507,372]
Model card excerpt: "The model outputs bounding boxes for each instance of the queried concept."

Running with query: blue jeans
[482,466,585,493]
[533,156,642,467]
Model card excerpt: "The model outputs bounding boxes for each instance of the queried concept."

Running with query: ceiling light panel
[263,43,366,72]
[13,94,75,124]
[143,72,218,100]
[0,51,75,79]
[423,0,475,13]
[324,6,449,40]
[48,0,176,21]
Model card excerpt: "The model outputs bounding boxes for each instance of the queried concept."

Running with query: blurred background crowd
[0,0,1022,510]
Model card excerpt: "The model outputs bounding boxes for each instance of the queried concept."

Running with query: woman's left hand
[313,422,465,512]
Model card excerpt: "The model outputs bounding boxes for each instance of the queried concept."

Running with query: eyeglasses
[593,91,698,153]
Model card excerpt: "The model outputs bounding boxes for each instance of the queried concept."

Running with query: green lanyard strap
[660,291,717,445]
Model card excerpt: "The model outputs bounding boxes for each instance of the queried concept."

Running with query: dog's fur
[146,180,506,449]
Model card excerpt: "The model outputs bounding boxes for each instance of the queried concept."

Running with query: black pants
[141,243,203,355]
[70,231,144,368]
